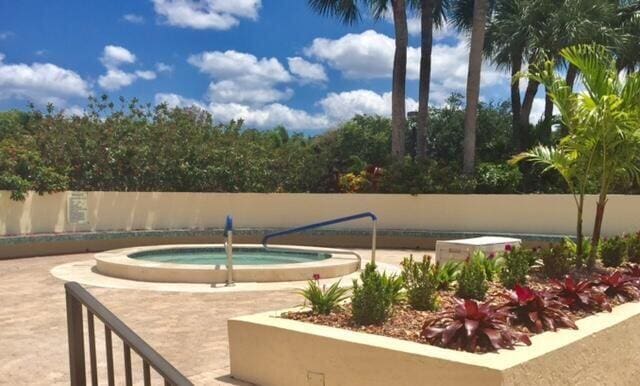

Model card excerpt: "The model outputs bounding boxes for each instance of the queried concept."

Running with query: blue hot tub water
[130,247,330,265]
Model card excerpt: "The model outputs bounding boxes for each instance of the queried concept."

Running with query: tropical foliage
[299,279,350,315]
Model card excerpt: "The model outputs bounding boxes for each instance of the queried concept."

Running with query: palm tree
[519,44,640,267]
[484,0,535,149]
[308,0,409,160]
[412,0,448,160]
[388,0,409,160]
[455,0,491,174]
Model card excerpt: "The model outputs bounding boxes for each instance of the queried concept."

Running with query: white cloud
[287,57,328,83]
[0,54,89,105]
[305,29,508,105]
[208,102,329,130]
[188,50,290,83]
[122,14,145,24]
[318,89,418,122]
[135,70,157,80]
[97,45,158,90]
[155,62,174,73]
[154,88,418,131]
[155,92,207,110]
[101,45,136,69]
[152,0,261,30]
[207,80,293,104]
[0,31,14,40]
[305,30,405,79]
[188,50,293,105]
[98,69,137,90]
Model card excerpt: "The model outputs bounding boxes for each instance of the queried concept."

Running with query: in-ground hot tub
[95,244,360,284]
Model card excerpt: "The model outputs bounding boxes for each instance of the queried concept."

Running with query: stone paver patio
[0,248,428,385]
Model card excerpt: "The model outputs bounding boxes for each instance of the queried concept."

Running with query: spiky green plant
[299,280,349,315]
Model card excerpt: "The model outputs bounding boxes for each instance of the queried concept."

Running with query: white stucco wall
[1,191,639,237]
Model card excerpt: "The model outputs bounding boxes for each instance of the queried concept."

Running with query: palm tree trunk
[542,91,553,143]
[588,193,608,268]
[576,194,584,268]
[511,54,522,150]
[462,0,489,174]
[566,64,578,90]
[519,78,539,132]
[391,0,408,161]
[416,0,434,161]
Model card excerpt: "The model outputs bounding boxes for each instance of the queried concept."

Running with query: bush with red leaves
[597,271,640,302]
[422,298,531,353]
[503,285,577,333]
[549,276,611,312]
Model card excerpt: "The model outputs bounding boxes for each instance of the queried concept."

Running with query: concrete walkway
[0,249,428,385]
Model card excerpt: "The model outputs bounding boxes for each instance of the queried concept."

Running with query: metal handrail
[224,215,234,286]
[65,282,192,386]
[261,212,378,264]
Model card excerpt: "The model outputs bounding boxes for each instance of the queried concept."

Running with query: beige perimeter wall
[1,191,640,237]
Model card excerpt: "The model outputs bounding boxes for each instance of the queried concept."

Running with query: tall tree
[412,0,448,160]
[484,0,533,149]
[460,0,490,174]
[523,44,640,267]
[389,0,409,159]
[308,0,409,160]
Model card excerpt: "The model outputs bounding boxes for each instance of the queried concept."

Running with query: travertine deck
[0,248,427,385]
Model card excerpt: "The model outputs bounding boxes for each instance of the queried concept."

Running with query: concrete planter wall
[228,302,640,386]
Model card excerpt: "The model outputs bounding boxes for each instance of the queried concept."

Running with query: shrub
[433,260,461,290]
[475,162,523,194]
[299,279,349,315]
[600,236,626,267]
[540,244,573,278]
[456,253,488,300]
[499,245,533,288]
[421,298,531,352]
[626,232,640,264]
[400,255,439,311]
[351,263,398,325]
[504,285,577,333]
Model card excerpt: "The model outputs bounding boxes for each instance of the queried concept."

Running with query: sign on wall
[67,191,89,225]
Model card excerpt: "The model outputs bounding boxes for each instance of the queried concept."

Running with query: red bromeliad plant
[421,298,531,353]
[549,276,611,312]
[597,271,640,302]
[503,285,577,333]
[623,263,640,279]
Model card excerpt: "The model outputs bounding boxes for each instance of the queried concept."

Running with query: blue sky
[0,0,542,132]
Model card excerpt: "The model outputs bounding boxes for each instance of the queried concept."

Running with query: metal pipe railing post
[225,230,234,286]
[371,219,377,265]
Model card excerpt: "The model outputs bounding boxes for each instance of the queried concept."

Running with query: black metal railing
[65,281,193,386]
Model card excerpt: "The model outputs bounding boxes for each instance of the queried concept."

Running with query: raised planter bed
[228,302,640,386]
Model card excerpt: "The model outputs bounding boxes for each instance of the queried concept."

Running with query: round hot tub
[95,244,360,284]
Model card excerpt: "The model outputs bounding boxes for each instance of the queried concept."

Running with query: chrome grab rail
[261,212,378,265]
